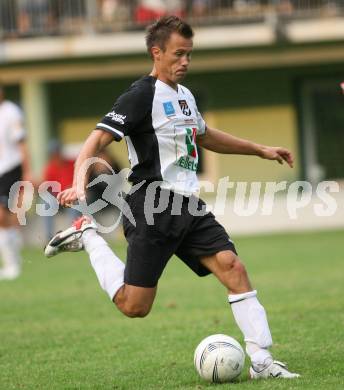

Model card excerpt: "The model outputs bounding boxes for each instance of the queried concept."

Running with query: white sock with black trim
[228,290,273,369]
[82,229,124,300]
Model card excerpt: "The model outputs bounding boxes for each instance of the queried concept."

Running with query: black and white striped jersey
[96,75,206,195]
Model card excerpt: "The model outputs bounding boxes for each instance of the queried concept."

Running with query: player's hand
[260,146,294,168]
[57,187,86,207]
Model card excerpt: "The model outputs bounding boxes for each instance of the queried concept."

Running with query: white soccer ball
[194,334,245,383]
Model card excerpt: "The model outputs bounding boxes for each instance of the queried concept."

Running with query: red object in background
[340,82,344,94]
[43,159,75,195]
[134,5,184,25]
[135,6,165,24]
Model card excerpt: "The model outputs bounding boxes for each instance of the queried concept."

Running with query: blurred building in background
[1,0,344,186]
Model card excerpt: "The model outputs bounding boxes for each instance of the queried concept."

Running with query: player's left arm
[197,126,294,168]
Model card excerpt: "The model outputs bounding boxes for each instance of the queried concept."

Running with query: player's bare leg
[200,250,252,294]
[45,216,157,318]
[113,285,157,318]
[200,250,299,379]
[0,205,11,227]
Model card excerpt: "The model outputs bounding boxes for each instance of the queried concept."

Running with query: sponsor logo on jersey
[106,111,126,124]
[178,99,191,116]
[163,101,176,117]
[175,155,198,171]
[185,127,197,158]
[175,127,198,171]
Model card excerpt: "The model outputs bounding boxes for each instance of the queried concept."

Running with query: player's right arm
[57,130,114,207]
[58,80,150,207]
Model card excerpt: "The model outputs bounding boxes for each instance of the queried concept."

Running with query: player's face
[153,32,193,88]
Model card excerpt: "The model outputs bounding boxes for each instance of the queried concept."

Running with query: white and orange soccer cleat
[44,216,97,258]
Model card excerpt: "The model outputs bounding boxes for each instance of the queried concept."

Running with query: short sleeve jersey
[96,76,206,195]
[0,100,26,176]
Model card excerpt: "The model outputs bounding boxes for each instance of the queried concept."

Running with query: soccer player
[0,85,31,280]
[45,16,299,379]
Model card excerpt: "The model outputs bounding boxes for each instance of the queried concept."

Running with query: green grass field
[0,229,343,389]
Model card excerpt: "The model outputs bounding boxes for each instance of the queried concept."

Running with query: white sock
[228,290,273,368]
[82,229,124,300]
[0,228,22,276]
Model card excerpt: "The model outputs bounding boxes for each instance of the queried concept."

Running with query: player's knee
[232,259,247,277]
[217,251,246,275]
[121,302,151,318]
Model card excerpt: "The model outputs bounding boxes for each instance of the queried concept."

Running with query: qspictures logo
[7,158,343,234]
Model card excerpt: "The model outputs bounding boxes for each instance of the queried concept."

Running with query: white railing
[0,0,343,39]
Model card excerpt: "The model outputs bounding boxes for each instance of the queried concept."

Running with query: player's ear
[151,46,161,61]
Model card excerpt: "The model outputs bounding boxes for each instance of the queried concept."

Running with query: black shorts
[0,165,22,209]
[122,184,237,288]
